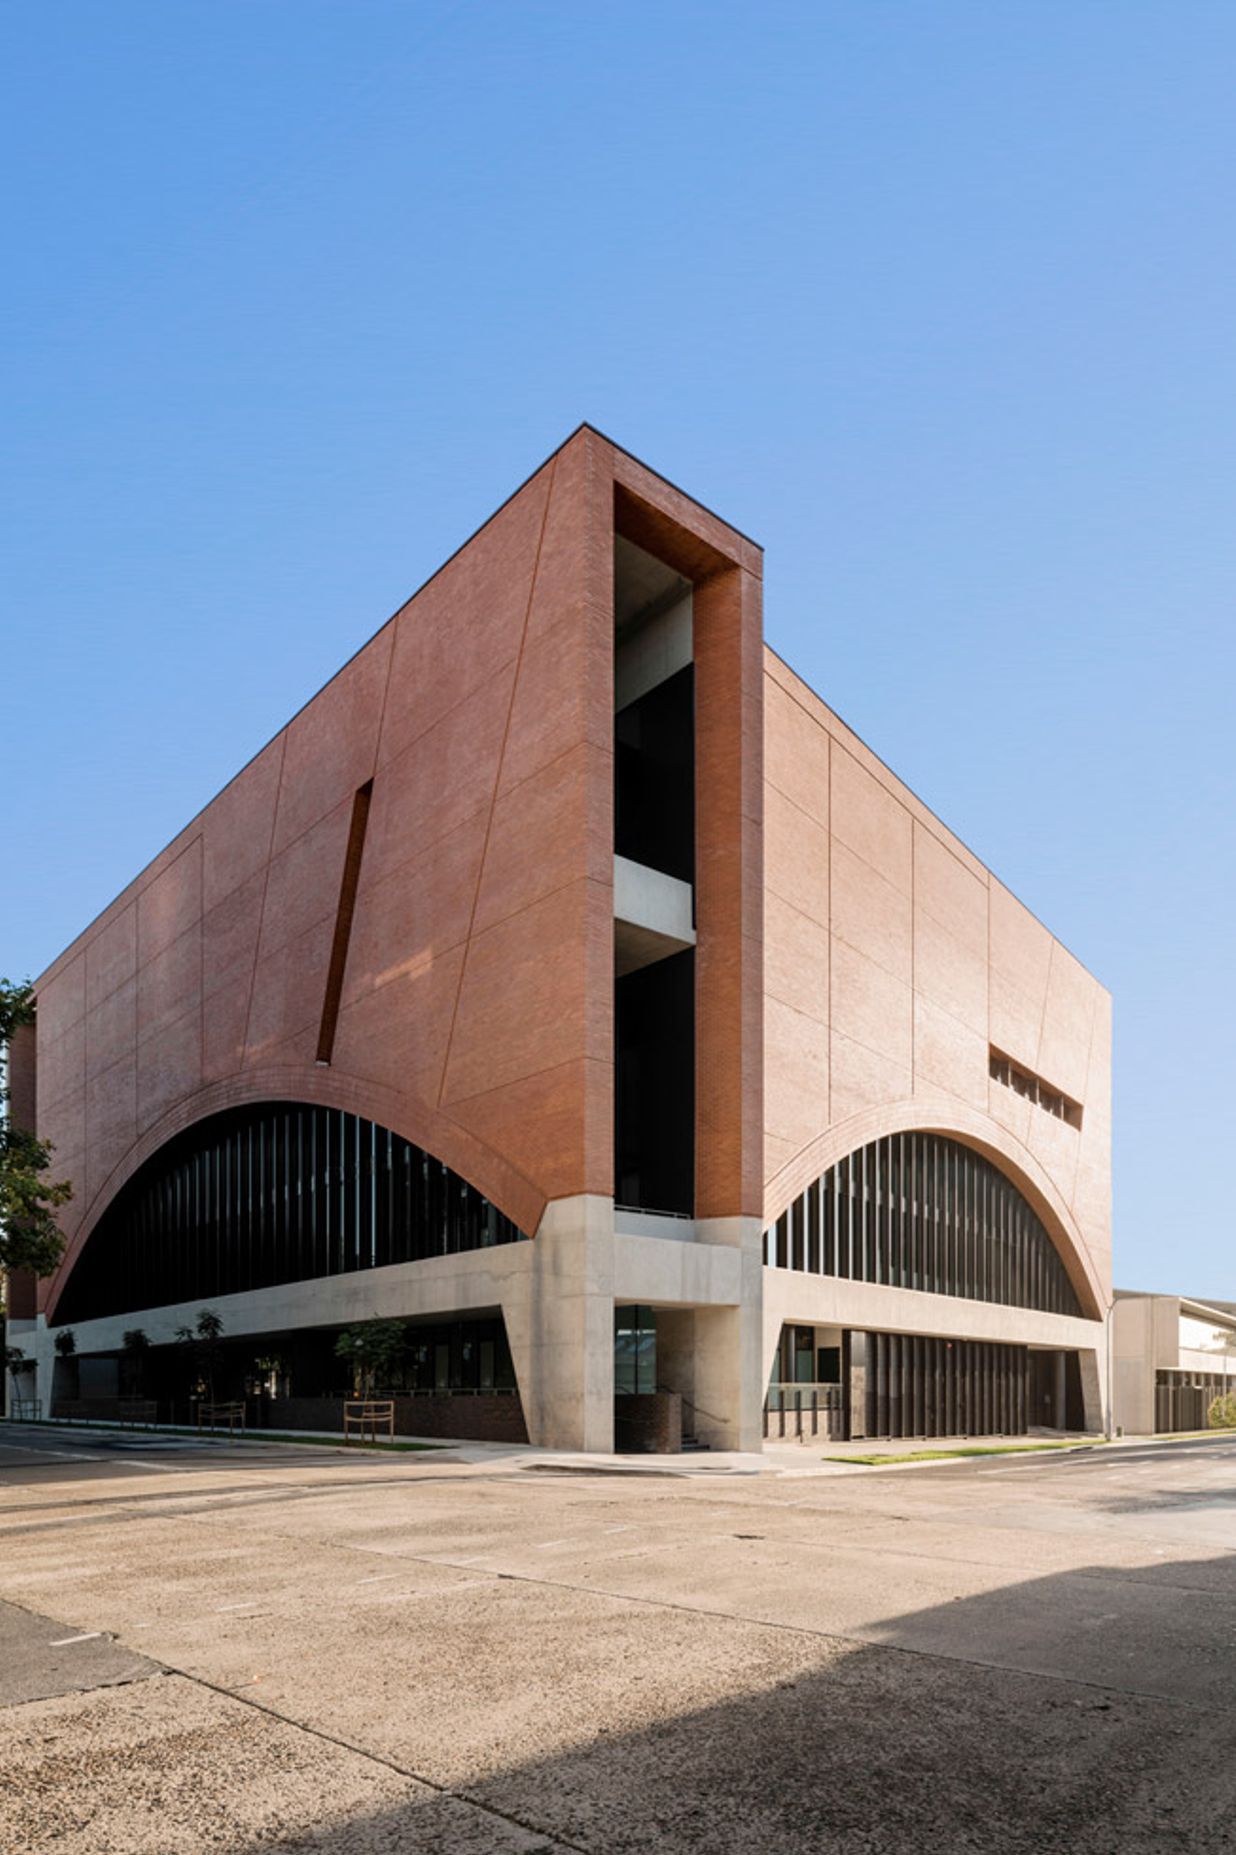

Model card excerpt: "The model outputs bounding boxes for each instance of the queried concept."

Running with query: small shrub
[1207,1392,1236,1430]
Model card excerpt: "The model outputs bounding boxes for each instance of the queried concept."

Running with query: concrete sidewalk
[3,1417,1236,1852]
[9,1416,1225,1482]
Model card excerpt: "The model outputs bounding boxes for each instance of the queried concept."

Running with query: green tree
[121,1329,150,1395]
[52,1327,78,1402]
[1207,1392,1236,1430]
[176,1309,225,1402]
[0,980,72,1276]
[335,1319,406,1398]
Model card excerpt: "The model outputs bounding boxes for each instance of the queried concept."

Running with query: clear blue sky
[4,4,1233,1297]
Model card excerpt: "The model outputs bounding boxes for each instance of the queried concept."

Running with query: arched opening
[53,1100,528,1326]
[763,1131,1097,1441]
[764,1130,1081,1317]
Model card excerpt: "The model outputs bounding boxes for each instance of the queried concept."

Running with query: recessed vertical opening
[612,529,697,1214]
[614,947,695,1214]
[316,780,373,1066]
[613,534,695,883]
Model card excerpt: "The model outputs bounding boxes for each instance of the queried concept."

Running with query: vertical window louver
[763,1133,1081,1317]
[54,1101,527,1325]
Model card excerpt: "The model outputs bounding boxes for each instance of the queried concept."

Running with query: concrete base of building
[9,1195,767,1455]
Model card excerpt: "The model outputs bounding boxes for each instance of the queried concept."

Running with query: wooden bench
[196,1401,246,1434]
[343,1399,395,1443]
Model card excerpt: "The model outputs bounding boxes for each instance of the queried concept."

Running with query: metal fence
[1155,1370,1232,1433]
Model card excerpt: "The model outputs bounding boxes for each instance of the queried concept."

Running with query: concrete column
[502,1194,614,1452]
[690,1217,764,1451]
[1055,1350,1068,1431]
[654,1308,696,1414]
[5,1315,53,1417]
[761,1306,785,1390]
[1078,1347,1105,1435]
[848,1331,869,1440]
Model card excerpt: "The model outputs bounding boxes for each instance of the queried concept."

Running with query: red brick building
[7,428,1111,1449]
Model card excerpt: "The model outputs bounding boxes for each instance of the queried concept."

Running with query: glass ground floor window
[614,1305,657,1395]
[74,1314,520,1412]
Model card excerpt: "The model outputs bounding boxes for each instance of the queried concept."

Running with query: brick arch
[42,1066,548,1322]
[763,1098,1105,1322]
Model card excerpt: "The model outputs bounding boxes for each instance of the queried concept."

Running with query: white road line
[49,1632,103,1646]
[371,1579,490,1603]
[101,1458,185,1474]
[215,1601,260,1612]
[354,1572,401,1585]
[0,1444,98,1462]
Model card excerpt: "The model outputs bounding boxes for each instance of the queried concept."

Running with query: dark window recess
[614,664,694,883]
[774,1324,817,1384]
[615,948,694,1216]
[763,1131,1082,1318]
[53,1101,528,1325]
[816,1346,841,1385]
[989,1047,1082,1128]
[317,781,373,1064]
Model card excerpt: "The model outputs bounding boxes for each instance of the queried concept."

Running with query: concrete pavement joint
[2,1583,579,1850]
[149,1472,1236,1610]
[171,1664,587,1853]
[96,1475,1236,1720]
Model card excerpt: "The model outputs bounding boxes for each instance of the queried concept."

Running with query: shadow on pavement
[210,1553,1236,1855]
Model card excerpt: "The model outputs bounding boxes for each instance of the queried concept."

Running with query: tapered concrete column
[5,1316,52,1417]
[655,1308,696,1416]
[761,1304,784,1390]
[502,1195,614,1452]
[690,1216,764,1451]
[1079,1347,1104,1435]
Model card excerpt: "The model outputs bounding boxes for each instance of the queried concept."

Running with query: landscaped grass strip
[823,1440,1108,1466]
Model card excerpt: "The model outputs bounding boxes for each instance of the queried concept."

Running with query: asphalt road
[2,1424,1234,1853]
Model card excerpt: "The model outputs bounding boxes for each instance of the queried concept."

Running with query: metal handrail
[614,1204,694,1220]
